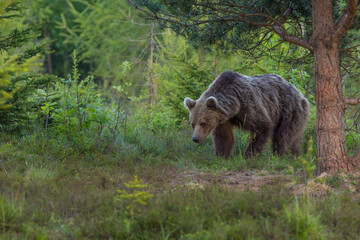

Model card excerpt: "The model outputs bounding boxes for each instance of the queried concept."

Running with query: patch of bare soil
[165,170,360,197]
[168,170,294,191]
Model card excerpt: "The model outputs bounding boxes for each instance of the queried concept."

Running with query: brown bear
[184,71,309,158]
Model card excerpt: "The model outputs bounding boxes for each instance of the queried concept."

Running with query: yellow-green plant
[116,176,153,221]
[0,0,47,110]
[298,138,316,181]
[0,53,41,109]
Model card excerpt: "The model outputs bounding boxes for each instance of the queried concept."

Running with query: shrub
[51,51,126,150]
[0,73,59,133]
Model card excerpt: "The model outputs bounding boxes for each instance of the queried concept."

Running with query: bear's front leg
[245,129,271,157]
[212,121,235,158]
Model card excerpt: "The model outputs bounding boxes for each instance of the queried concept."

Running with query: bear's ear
[184,97,196,111]
[206,96,218,110]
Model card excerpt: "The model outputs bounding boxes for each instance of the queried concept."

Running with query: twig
[345,97,360,105]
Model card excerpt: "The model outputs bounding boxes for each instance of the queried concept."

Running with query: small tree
[0,0,53,132]
[130,0,360,174]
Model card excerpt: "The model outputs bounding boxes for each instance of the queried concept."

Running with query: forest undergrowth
[0,119,360,239]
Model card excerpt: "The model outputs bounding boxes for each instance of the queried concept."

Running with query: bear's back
[204,71,308,130]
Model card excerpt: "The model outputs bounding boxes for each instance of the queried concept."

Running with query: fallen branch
[345,98,360,105]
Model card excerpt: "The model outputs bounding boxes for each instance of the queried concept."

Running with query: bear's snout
[192,137,200,143]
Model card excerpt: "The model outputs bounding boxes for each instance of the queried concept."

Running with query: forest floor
[141,156,360,198]
[164,169,360,197]
[1,133,360,239]
[165,169,293,191]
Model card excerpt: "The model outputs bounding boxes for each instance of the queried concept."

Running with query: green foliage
[0,0,46,109]
[51,51,126,150]
[0,0,56,132]
[298,138,316,181]
[40,102,53,115]
[344,70,360,152]
[57,0,149,87]
[131,0,313,56]
[0,54,40,110]
[0,72,59,132]
[0,1,47,62]
[26,0,94,76]
[283,197,325,240]
[116,176,153,221]
[133,105,176,133]
[0,197,22,233]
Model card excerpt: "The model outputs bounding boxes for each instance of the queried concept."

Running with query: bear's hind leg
[245,128,271,157]
[273,135,287,155]
[274,133,301,156]
[290,134,302,156]
[273,117,292,155]
[212,121,235,158]
[273,111,306,156]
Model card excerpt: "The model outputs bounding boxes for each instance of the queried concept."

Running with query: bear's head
[184,96,225,143]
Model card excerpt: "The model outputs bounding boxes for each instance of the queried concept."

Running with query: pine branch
[334,0,359,41]
[339,44,360,52]
[345,98,360,105]
[0,24,42,52]
[0,14,20,19]
[272,25,313,51]
[129,0,312,51]
[195,2,312,51]
[16,41,52,63]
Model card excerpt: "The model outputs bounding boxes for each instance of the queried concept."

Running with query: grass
[0,125,359,239]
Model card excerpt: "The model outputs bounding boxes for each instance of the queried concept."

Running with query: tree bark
[312,0,359,174]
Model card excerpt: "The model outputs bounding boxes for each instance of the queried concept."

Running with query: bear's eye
[191,123,195,129]
[200,122,206,127]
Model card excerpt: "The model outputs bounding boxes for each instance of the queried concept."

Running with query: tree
[56,0,149,89]
[27,0,97,77]
[0,0,58,132]
[129,0,360,174]
[0,0,48,110]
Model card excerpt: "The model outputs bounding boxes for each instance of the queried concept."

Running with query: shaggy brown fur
[184,71,309,158]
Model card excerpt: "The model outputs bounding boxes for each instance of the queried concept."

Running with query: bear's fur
[184,71,309,158]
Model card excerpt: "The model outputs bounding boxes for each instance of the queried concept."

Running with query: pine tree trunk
[314,43,349,173]
[312,0,358,174]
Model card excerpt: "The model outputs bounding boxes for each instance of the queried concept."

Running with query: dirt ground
[163,169,360,197]
[176,170,292,190]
